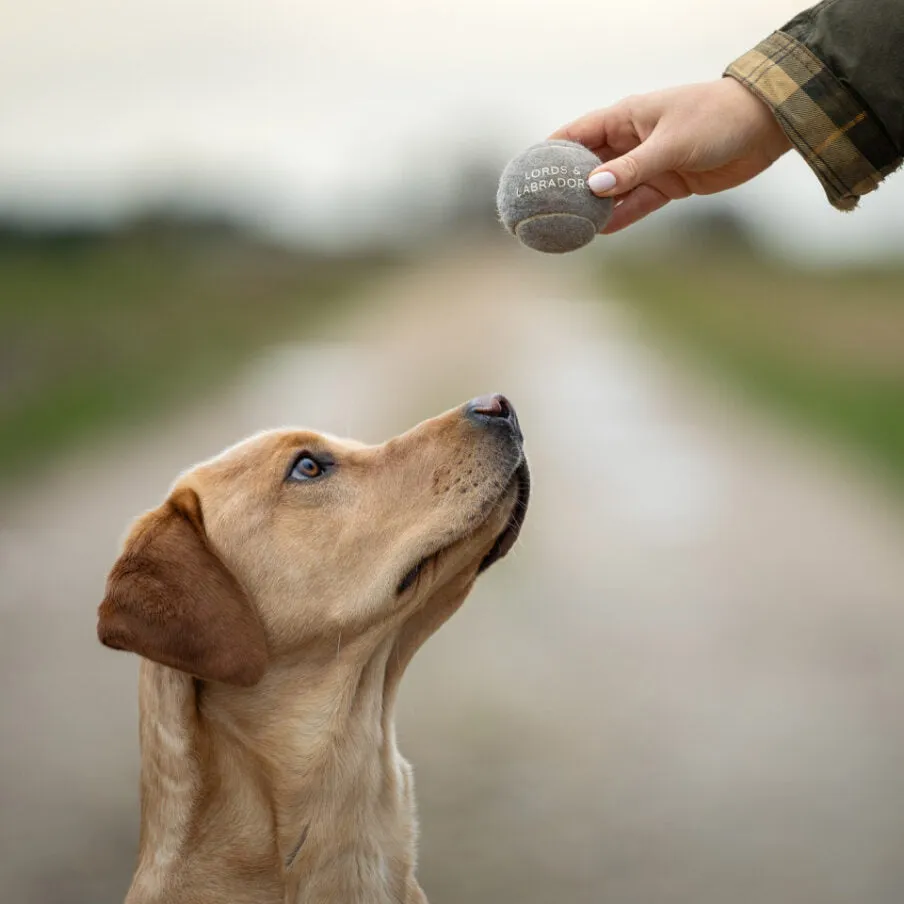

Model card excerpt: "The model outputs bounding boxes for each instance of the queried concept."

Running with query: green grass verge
[601,247,904,487]
[0,221,393,485]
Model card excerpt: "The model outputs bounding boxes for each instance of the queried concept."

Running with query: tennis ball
[496,139,614,253]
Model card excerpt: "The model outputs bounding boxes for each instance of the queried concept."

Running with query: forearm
[725,0,904,210]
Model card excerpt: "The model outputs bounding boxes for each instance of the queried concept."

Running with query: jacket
[725,0,904,210]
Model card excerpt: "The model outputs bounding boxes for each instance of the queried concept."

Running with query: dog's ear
[97,487,268,686]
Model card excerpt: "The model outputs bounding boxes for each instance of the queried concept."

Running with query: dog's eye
[288,454,324,482]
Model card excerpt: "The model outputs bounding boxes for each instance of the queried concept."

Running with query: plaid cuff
[725,31,902,211]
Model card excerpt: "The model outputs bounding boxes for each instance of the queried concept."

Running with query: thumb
[587,135,672,197]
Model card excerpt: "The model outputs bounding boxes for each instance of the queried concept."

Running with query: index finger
[549,108,612,150]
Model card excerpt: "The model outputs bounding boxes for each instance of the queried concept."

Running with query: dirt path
[3,246,904,904]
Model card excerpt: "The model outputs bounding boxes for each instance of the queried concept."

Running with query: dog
[97,394,529,904]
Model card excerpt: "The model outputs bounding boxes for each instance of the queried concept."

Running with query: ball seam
[514,212,596,230]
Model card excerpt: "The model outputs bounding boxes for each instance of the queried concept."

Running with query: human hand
[550,78,792,233]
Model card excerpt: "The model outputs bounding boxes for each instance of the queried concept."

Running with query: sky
[2,0,901,260]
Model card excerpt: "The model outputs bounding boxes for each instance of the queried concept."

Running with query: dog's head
[97,395,529,686]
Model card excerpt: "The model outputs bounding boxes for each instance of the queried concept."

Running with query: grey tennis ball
[496,139,614,253]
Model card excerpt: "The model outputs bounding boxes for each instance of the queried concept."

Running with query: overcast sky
[2,0,901,259]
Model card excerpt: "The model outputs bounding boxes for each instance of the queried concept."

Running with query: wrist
[721,74,792,158]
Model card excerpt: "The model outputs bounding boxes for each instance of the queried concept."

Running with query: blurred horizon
[3,0,902,261]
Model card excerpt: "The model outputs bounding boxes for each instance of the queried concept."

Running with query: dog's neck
[129,637,425,904]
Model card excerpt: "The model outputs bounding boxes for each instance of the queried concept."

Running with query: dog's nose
[465,394,520,436]
[468,394,513,420]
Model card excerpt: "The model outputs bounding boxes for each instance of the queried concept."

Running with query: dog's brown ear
[97,487,268,686]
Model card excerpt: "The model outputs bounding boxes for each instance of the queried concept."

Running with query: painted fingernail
[588,171,617,194]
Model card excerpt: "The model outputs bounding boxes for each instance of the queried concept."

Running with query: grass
[601,244,904,487]
[0,218,392,485]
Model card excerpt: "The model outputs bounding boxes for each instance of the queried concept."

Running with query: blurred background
[2,1,904,902]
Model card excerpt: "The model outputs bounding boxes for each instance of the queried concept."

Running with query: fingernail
[588,171,616,194]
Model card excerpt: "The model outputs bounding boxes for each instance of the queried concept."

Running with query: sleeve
[724,0,904,211]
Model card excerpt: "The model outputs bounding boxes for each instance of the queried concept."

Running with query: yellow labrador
[97,394,529,904]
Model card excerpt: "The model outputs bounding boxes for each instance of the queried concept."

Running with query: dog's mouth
[477,458,531,573]
[397,458,531,595]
